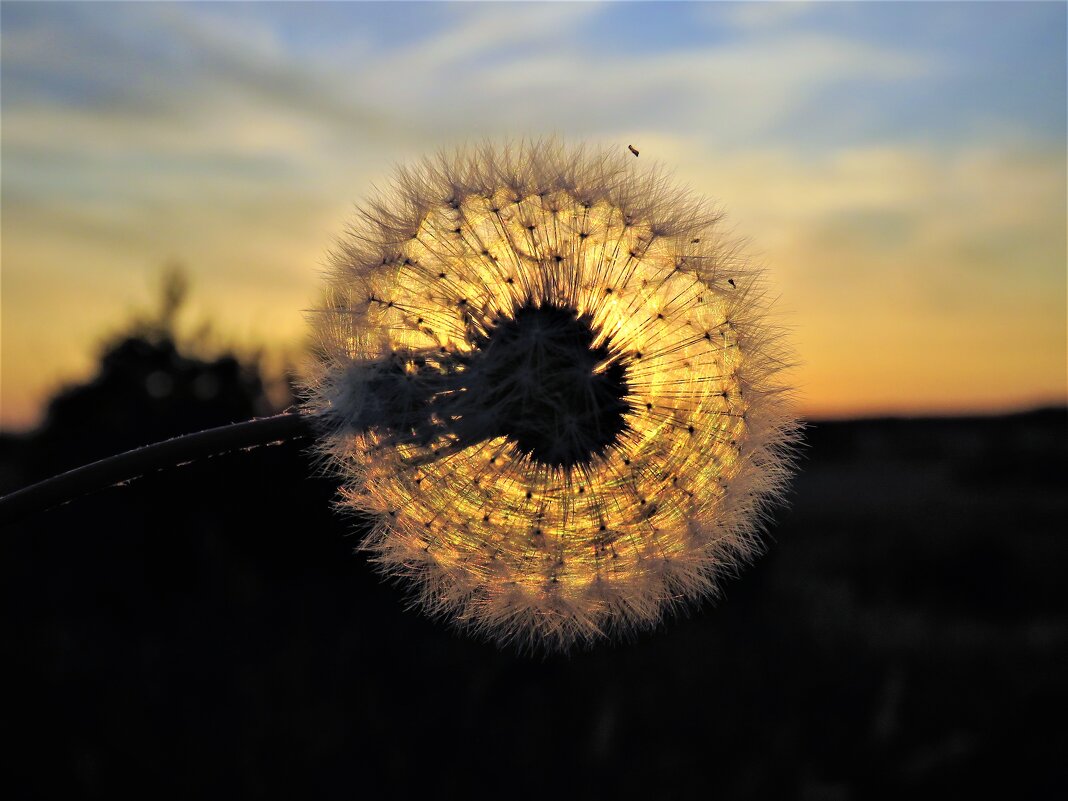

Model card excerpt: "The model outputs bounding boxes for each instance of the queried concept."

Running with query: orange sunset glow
[2,2,1065,429]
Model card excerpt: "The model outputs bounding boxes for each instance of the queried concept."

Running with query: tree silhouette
[4,268,283,488]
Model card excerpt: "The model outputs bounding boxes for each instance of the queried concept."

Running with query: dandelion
[303,140,799,649]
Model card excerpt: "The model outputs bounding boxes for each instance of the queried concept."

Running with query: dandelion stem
[0,411,314,525]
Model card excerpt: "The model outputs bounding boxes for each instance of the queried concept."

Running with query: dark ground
[2,332,1064,800]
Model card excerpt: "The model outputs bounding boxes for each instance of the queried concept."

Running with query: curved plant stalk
[0,411,312,525]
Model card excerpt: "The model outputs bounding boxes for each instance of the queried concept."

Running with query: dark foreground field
[2,336,1064,799]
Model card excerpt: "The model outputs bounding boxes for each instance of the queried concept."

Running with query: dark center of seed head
[468,300,632,468]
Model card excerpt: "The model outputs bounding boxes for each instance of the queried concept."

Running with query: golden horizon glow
[5,141,1063,429]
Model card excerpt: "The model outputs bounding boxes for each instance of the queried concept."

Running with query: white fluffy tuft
[302,139,800,651]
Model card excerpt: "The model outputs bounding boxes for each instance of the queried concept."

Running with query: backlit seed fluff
[303,139,799,650]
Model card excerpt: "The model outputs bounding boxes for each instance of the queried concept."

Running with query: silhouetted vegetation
[1,306,1064,799]
[0,270,283,488]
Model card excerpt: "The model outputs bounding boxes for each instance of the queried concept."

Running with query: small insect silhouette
[628,144,639,157]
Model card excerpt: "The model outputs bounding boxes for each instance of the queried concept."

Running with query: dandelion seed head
[303,139,799,650]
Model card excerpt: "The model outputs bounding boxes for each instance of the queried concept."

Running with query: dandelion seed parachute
[303,140,798,650]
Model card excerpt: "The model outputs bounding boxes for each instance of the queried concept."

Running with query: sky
[1,0,1065,429]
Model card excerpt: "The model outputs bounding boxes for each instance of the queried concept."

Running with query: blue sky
[5,2,1062,146]
[2,1,1065,426]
